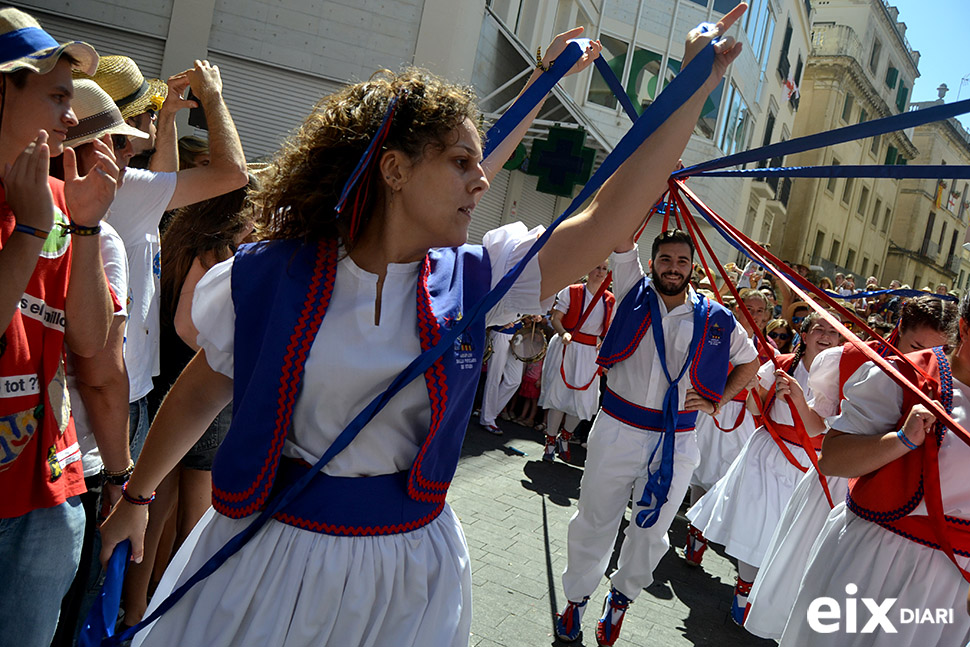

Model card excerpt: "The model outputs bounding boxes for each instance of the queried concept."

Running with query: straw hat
[0,8,97,75]
[63,79,148,148]
[76,55,167,120]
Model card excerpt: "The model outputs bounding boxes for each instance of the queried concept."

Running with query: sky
[888,0,970,126]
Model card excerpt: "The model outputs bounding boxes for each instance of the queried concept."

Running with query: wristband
[101,460,134,486]
[13,223,50,239]
[535,46,553,72]
[121,482,155,505]
[711,400,721,417]
[58,222,102,236]
[896,427,919,451]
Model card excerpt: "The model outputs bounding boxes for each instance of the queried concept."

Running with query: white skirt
[537,335,600,420]
[686,427,815,566]
[744,468,848,639]
[690,400,756,491]
[780,509,970,646]
[132,505,472,647]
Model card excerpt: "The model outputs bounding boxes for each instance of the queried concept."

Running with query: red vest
[847,348,970,577]
[559,284,614,345]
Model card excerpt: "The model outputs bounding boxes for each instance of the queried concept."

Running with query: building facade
[30,0,813,272]
[884,98,970,292]
[771,0,920,285]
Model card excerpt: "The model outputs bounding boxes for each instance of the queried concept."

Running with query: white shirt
[832,358,970,518]
[605,246,757,410]
[194,223,548,477]
[67,221,129,476]
[108,168,177,402]
[757,357,812,426]
[552,284,607,336]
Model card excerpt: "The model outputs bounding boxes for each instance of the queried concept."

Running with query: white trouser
[479,330,524,426]
[562,412,699,601]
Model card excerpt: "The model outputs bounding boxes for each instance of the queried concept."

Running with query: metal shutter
[467,168,509,245]
[8,4,165,77]
[206,51,343,161]
[516,172,558,230]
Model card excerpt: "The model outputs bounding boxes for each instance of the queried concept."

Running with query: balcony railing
[811,24,864,61]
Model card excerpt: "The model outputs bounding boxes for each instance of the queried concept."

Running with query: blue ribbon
[692,164,970,180]
[675,97,970,178]
[822,288,957,302]
[78,540,130,647]
[636,287,707,528]
[593,55,640,122]
[93,39,719,647]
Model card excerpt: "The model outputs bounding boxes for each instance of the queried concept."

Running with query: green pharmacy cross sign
[527,126,595,197]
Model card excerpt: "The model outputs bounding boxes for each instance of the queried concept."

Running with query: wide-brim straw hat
[76,54,167,120]
[0,8,97,76]
[64,79,148,148]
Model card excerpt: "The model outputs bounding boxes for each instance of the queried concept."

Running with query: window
[695,78,725,139]
[961,270,966,290]
[873,263,880,279]
[777,19,793,80]
[921,211,936,256]
[717,81,751,155]
[830,239,841,263]
[885,66,899,89]
[896,83,909,112]
[841,93,854,123]
[871,197,882,226]
[713,0,737,12]
[627,47,664,111]
[841,176,855,205]
[859,109,868,124]
[861,256,870,277]
[870,134,881,157]
[882,206,890,233]
[965,273,970,291]
[845,248,856,271]
[587,34,628,109]
[885,145,898,166]
[812,230,825,263]
[856,185,870,217]
[869,38,882,74]
[757,110,776,168]
[747,0,776,66]
[827,159,840,193]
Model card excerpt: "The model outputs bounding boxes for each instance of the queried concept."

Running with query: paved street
[450,419,779,647]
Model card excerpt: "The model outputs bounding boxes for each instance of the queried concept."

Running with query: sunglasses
[791,316,805,325]
[110,134,129,151]
[768,331,791,341]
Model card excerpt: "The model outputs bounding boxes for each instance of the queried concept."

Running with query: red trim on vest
[212,240,336,518]
[273,503,445,536]
[408,256,450,503]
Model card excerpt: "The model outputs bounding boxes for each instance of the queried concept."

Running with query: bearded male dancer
[554,229,760,645]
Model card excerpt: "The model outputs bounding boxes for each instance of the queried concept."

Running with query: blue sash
[597,284,733,528]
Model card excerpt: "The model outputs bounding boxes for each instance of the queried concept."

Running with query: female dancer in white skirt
[686,310,840,624]
[779,297,970,646]
[745,295,955,639]
[97,17,747,647]
[540,261,613,462]
[685,288,772,566]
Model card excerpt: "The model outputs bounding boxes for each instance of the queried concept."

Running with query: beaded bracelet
[58,222,102,236]
[535,46,553,72]
[896,427,919,451]
[121,482,156,505]
[13,223,50,239]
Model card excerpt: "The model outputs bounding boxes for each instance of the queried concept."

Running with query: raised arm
[148,73,197,173]
[165,60,248,211]
[481,27,602,183]
[536,4,747,300]
[63,140,120,357]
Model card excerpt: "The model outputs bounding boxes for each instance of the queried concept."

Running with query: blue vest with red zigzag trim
[596,280,734,403]
[210,238,490,535]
